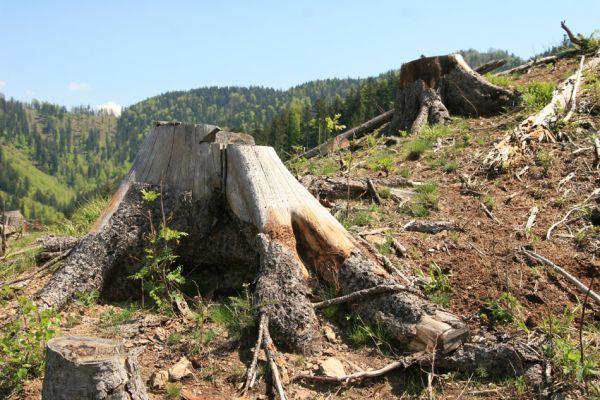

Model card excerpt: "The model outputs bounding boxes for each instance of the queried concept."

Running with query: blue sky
[1,0,599,112]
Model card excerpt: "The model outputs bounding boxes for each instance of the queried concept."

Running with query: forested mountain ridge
[0,48,525,222]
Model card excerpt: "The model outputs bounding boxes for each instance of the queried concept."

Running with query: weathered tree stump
[42,336,148,400]
[390,54,519,134]
[35,123,468,356]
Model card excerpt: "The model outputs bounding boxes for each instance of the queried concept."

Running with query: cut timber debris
[389,54,518,134]
[35,122,468,362]
[294,110,394,160]
[474,59,507,75]
[485,50,600,172]
[42,336,148,400]
[403,220,463,234]
[304,176,421,201]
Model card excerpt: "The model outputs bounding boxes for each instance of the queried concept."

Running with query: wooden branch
[563,56,586,122]
[1,250,69,287]
[313,284,422,309]
[561,20,584,47]
[475,59,506,75]
[243,313,267,394]
[295,110,394,160]
[520,249,600,306]
[496,49,579,76]
[480,203,501,224]
[525,206,539,233]
[546,189,599,239]
[367,179,383,205]
[262,317,287,400]
[293,352,427,384]
[594,136,600,169]
[391,238,408,257]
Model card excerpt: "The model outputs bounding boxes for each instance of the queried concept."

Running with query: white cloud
[0,80,6,89]
[68,81,91,92]
[96,101,122,117]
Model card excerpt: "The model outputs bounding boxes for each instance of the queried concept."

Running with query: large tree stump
[42,336,148,400]
[390,54,519,134]
[35,123,468,356]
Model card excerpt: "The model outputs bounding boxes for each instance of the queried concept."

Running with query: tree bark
[36,123,468,356]
[42,336,148,400]
[389,54,519,135]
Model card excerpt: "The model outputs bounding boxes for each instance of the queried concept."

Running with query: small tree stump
[42,336,148,400]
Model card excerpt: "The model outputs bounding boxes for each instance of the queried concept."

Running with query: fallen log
[389,54,518,134]
[305,176,421,200]
[496,49,580,76]
[474,59,507,75]
[35,123,468,359]
[42,336,148,400]
[403,220,463,234]
[485,50,600,172]
[294,109,394,160]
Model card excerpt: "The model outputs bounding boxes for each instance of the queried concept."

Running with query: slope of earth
[1,54,599,400]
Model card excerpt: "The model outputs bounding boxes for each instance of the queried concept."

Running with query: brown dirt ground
[2,55,600,400]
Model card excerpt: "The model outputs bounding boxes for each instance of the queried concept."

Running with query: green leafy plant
[209,285,257,341]
[75,290,100,306]
[99,304,138,327]
[484,73,516,88]
[375,237,394,255]
[541,306,600,386]
[483,292,521,325]
[0,297,60,393]
[340,209,374,229]
[417,262,453,305]
[536,150,553,175]
[523,81,555,112]
[129,189,188,313]
[165,383,182,399]
[346,313,392,352]
[405,138,430,160]
[377,186,392,199]
[483,195,496,211]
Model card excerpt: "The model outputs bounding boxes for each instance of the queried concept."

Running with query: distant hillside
[0,48,528,221]
[114,78,363,162]
[0,97,123,222]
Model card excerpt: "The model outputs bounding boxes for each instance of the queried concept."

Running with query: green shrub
[99,304,138,327]
[129,190,188,314]
[414,183,440,210]
[375,237,393,255]
[0,297,60,393]
[377,186,392,199]
[210,286,256,341]
[541,306,600,385]
[483,292,521,325]
[54,196,109,236]
[340,210,373,228]
[443,160,458,173]
[405,138,430,160]
[417,262,453,305]
[484,73,515,88]
[347,314,392,350]
[523,81,555,112]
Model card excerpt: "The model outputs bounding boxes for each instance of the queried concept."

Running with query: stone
[168,356,193,381]
[323,325,336,342]
[319,357,346,378]
[150,370,169,389]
